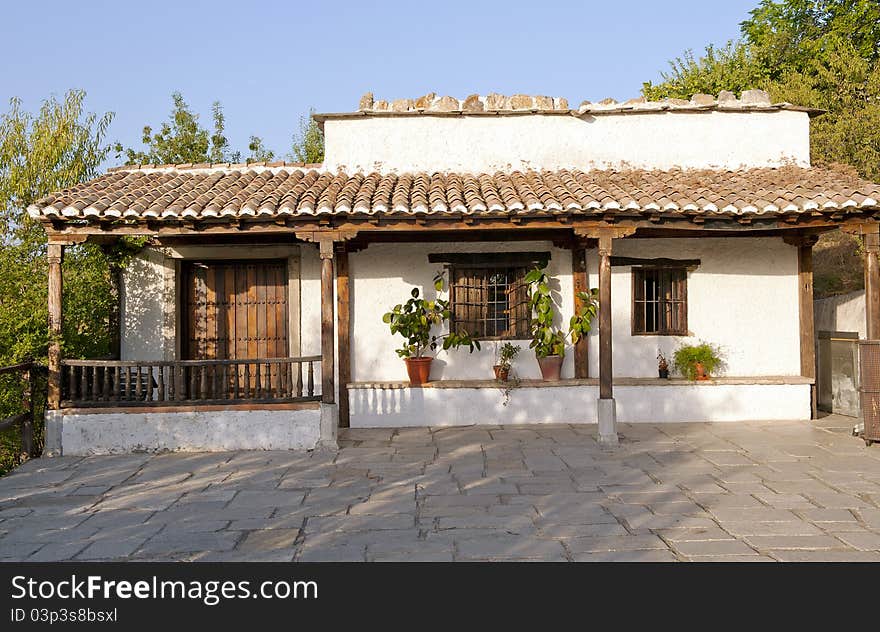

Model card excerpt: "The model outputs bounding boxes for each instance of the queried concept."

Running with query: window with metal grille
[450,266,530,339]
[632,267,688,335]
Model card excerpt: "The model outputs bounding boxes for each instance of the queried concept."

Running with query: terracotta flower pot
[404,357,433,385]
[694,362,709,381]
[537,355,563,381]
[493,365,510,381]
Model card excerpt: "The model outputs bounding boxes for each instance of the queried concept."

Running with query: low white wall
[348,383,810,427]
[350,385,597,427]
[323,110,810,173]
[58,408,322,455]
[614,384,811,423]
[815,290,866,337]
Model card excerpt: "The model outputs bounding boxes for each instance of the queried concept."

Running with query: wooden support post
[47,243,64,410]
[319,240,335,404]
[336,246,351,427]
[865,226,880,340]
[571,240,589,379]
[787,234,819,418]
[598,234,613,400]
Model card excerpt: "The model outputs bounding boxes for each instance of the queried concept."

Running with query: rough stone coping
[317,90,824,119]
[347,376,814,389]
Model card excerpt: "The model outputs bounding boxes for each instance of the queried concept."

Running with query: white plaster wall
[299,243,329,395]
[586,237,801,378]
[121,248,174,361]
[60,408,321,455]
[323,111,811,173]
[349,237,799,382]
[348,383,810,427]
[815,290,866,337]
[615,384,811,423]
[299,244,323,357]
[350,241,573,382]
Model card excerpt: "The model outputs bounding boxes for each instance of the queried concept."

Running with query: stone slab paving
[2,415,880,561]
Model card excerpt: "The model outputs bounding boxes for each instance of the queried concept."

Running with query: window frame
[428,252,551,342]
[630,265,689,336]
[448,264,530,340]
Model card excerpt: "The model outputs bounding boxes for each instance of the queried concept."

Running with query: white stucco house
[28,90,880,455]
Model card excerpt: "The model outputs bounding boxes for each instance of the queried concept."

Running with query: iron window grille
[632,266,688,335]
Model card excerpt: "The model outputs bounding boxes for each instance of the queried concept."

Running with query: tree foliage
[0,91,118,470]
[290,110,324,163]
[122,92,289,165]
[123,92,232,165]
[642,41,766,100]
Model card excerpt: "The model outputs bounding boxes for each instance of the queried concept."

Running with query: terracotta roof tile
[27,164,880,223]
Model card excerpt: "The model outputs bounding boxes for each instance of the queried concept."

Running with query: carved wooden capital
[296,229,359,260]
[47,234,88,246]
[295,229,358,244]
[574,226,636,241]
[782,233,820,248]
[319,239,335,260]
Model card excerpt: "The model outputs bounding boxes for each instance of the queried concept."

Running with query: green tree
[742,0,880,77]
[124,92,232,164]
[246,135,275,163]
[0,90,118,471]
[643,41,766,100]
[289,110,324,163]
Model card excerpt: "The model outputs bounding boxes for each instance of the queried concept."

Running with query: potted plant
[657,349,669,379]
[382,274,480,385]
[525,265,599,381]
[494,342,520,381]
[672,341,723,381]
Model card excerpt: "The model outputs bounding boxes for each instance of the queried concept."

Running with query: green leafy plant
[497,342,521,370]
[672,342,724,380]
[382,273,480,359]
[525,266,599,358]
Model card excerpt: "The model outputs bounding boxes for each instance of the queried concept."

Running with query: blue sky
[1,0,758,162]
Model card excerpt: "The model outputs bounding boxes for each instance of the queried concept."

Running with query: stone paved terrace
[2,416,880,562]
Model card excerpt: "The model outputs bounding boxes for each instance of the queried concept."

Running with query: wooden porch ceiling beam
[39,213,880,238]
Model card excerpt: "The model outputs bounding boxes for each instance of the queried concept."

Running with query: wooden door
[183,260,289,361]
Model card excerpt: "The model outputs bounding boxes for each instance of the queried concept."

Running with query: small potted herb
[657,350,669,379]
[672,342,723,381]
[494,342,520,382]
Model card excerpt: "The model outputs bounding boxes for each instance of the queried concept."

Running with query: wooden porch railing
[0,361,43,458]
[60,357,322,408]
